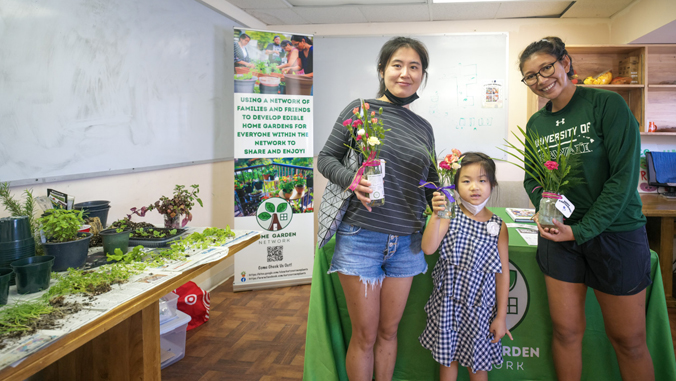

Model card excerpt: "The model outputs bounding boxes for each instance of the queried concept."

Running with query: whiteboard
[314,33,508,159]
[0,0,239,185]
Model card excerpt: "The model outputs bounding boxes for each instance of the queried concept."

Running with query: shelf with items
[646,45,676,134]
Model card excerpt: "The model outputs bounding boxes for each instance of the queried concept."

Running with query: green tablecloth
[303,208,676,380]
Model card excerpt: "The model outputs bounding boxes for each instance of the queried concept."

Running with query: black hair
[453,152,498,190]
[290,35,313,45]
[376,37,429,97]
[281,40,292,48]
[239,33,251,41]
[518,36,575,79]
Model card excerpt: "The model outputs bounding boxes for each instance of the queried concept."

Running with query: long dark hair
[376,37,429,97]
[291,35,313,46]
[454,152,498,190]
[518,36,575,79]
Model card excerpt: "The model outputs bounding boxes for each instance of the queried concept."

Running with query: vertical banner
[233,28,314,291]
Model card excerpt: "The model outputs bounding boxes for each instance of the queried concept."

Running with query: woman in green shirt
[519,37,654,381]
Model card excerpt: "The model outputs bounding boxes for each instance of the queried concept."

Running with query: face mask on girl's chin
[458,194,490,216]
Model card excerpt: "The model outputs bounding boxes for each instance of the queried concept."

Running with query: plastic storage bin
[160,309,191,369]
[159,292,179,324]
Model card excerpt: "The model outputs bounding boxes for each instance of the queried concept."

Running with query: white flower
[487,221,500,236]
[357,129,365,136]
[367,136,380,146]
[451,162,461,170]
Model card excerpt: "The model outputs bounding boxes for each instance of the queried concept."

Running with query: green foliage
[498,126,583,194]
[0,299,54,337]
[235,72,253,80]
[37,209,85,243]
[279,177,295,193]
[244,31,276,50]
[45,261,147,298]
[130,184,203,227]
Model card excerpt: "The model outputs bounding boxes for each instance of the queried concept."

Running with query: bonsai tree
[37,209,85,242]
[129,184,203,228]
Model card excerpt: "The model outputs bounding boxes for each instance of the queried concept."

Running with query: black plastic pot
[11,256,54,294]
[80,206,111,228]
[306,174,313,189]
[74,200,110,209]
[0,268,13,305]
[243,184,253,193]
[42,232,93,272]
[253,180,263,190]
[0,216,32,242]
[99,228,131,256]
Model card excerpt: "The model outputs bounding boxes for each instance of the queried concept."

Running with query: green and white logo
[505,261,530,331]
[256,197,292,231]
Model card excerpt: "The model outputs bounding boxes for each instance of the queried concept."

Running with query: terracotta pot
[262,174,270,180]
[283,192,292,200]
[295,186,305,194]
[235,67,250,75]
[284,74,313,96]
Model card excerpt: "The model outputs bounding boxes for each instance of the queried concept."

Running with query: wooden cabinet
[526,44,676,136]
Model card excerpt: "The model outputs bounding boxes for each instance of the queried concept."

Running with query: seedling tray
[128,228,187,248]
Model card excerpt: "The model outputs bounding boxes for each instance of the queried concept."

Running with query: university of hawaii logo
[256,197,293,231]
[505,261,530,331]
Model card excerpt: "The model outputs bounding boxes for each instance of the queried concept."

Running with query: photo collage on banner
[233,28,314,291]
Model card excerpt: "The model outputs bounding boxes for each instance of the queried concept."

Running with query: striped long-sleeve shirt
[317,98,439,236]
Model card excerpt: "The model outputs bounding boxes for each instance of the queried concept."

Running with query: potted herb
[129,184,203,229]
[37,209,92,272]
[234,72,255,93]
[293,173,306,194]
[235,181,246,198]
[279,176,295,200]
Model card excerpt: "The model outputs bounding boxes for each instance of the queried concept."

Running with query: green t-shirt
[524,86,646,245]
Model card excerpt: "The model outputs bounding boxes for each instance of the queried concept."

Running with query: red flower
[343,119,352,127]
[352,119,363,127]
[444,154,458,164]
[356,135,362,141]
[544,161,559,170]
[439,161,451,170]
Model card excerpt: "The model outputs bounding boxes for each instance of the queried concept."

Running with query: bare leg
[543,275,588,381]
[439,362,458,381]
[338,273,381,381]
[374,276,413,380]
[594,289,654,381]
[468,369,488,381]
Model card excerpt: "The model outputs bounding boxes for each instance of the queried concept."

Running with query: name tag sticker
[555,195,575,218]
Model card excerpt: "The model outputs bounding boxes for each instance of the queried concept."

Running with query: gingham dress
[419,205,504,372]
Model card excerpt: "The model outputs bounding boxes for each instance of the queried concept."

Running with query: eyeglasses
[521,58,560,86]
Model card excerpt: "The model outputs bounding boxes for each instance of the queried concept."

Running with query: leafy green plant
[292,173,306,187]
[0,182,41,252]
[37,209,85,243]
[235,72,253,80]
[279,177,295,194]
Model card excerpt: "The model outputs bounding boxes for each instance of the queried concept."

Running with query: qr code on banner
[267,246,283,262]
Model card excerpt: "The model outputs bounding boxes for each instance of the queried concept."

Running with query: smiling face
[521,52,575,103]
[456,162,492,206]
[380,47,423,99]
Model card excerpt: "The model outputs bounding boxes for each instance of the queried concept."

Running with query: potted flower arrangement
[499,126,582,228]
[342,101,389,207]
[37,209,92,272]
[421,149,463,219]
[129,184,203,229]
[279,176,295,200]
[293,173,306,195]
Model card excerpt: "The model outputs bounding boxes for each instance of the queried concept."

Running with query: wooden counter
[641,194,676,307]
[0,233,259,381]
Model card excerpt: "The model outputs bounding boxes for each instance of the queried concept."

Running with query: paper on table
[506,223,538,230]
[516,228,538,246]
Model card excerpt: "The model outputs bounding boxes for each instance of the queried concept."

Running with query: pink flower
[371,111,375,117]
[353,107,359,115]
[356,135,362,141]
[544,161,559,170]
[444,154,458,164]
[352,119,363,127]
[452,148,461,157]
[343,119,352,127]
[364,103,370,110]
[439,161,451,170]
[371,118,378,124]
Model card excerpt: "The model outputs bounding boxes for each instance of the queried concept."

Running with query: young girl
[419,152,512,381]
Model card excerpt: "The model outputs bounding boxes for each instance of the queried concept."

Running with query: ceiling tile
[246,9,310,25]
[562,0,635,18]
[293,6,369,24]
[496,1,571,18]
[228,0,289,10]
[358,4,430,23]
[431,3,500,21]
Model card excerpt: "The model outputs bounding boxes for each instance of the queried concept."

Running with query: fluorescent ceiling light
[287,0,426,5]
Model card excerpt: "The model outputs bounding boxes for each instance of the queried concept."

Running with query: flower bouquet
[498,126,582,228]
[421,149,463,219]
[342,100,390,207]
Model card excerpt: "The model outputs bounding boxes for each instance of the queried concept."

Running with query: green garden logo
[256,197,292,231]
[506,261,530,331]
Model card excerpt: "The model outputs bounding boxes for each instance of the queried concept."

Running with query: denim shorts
[537,226,652,296]
[328,222,428,287]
